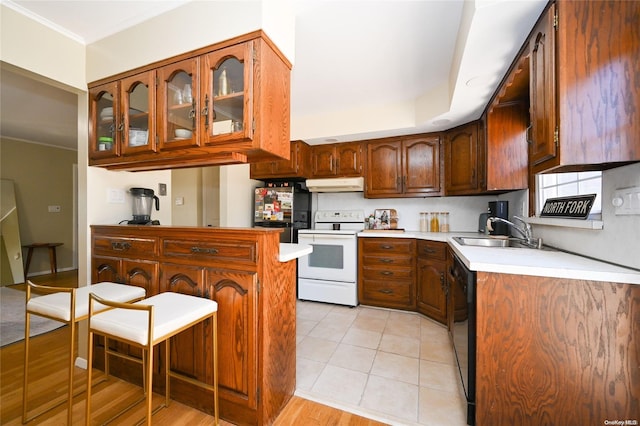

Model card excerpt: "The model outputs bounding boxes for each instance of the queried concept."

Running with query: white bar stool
[22,280,146,424]
[85,292,219,426]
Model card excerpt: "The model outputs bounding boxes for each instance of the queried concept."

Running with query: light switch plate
[612,186,640,215]
[158,183,167,196]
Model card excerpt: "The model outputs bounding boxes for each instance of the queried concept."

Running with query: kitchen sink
[452,236,548,250]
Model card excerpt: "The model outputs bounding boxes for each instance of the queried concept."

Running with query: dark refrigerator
[253,182,311,243]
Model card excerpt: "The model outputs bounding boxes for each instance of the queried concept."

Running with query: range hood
[306,177,365,192]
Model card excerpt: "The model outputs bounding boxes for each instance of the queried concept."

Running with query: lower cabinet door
[206,268,258,410]
[416,257,447,324]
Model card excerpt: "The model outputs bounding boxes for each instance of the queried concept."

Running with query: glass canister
[430,212,440,232]
[420,212,428,232]
[440,212,450,232]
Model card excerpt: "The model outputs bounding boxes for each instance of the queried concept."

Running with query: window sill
[526,216,604,230]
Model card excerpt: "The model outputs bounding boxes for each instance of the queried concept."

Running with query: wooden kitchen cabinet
[529,2,557,171]
[250,140,312,180]
[91,225,296,425]
[366,135,442,198]
[88,31,291,171]
[358,237,416,310]
[88,70,156,161]
[475,272,640,425]
[311,142,363,178]
[416,240,447,324]
[444,121,485,195]
[529,1,640,174]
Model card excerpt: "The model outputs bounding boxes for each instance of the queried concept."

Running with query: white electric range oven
[297,210,365,307]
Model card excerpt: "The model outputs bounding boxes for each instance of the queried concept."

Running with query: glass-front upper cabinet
[120,71,155,155]
[89,81,119,159]
[201,43,253,144]
[157,58,200,149]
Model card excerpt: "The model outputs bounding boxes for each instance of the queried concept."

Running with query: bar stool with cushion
[85,291,219,426]
[22,281,146,424]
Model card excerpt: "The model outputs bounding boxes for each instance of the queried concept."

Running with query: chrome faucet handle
[512,216,532,239]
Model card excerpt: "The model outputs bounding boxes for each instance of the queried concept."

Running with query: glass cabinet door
[89,81,119,159]
[121,71,155,155]
[201,43,253,144]
[157,58,200,149]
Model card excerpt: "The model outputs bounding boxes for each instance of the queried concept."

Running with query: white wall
[315,192,502,232]
[172,168,203,226]
[220,165,262,227]
[86,1,294,82]
[533,162,640,270]
[88,167,172,226]
[0,5,86,90]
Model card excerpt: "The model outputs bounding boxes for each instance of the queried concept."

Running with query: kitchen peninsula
[90,225,311,425]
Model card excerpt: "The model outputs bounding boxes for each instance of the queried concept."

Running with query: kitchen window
[536,171,602,218]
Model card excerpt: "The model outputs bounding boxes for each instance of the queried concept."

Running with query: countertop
[279,243,313,263]
[358,230,640,285]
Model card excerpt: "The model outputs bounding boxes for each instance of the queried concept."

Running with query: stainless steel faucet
[489,216,542,248]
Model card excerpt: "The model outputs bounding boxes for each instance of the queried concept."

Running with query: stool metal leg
[22,303,31,423]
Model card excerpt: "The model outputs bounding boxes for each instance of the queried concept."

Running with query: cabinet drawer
[362,266,413,281]
[362,254,413,267]
[93,236,158,258]
[360,238,414,255]
[417,240,446,260]
[361,279,413,307]
[162,239,257,264]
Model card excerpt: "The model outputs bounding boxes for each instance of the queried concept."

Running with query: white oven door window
[298,234,356,282]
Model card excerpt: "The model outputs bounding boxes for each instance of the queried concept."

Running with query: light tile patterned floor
[296,300,467,426]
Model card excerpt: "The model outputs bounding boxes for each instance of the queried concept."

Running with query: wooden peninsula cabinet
[475,272,640,425]
[89,30,291,171]
[90,226,297,425]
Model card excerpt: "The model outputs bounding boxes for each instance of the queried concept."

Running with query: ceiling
[0,0,547,151]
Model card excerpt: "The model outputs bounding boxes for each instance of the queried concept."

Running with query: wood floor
[1,271,387,425]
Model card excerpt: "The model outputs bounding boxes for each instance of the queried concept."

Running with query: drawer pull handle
[379,289,393,294]
[111,242,131,251]
[191,247,219,255]
[380,259,394,263]
[381,271,393,276]
[424,248,436,254]
[380,245,393,249]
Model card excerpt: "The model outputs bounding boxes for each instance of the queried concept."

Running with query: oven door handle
[298,234,355,240]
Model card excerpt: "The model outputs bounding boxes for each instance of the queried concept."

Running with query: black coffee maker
[488,201,509,236]
[128,187,160,225]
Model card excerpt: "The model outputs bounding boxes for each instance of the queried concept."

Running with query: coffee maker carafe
[488,201,509,236]
[129,187,160,225]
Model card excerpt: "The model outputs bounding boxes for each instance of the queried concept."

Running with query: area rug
[1,286,64,347]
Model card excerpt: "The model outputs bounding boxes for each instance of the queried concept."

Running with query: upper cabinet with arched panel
[88,31,291,171]
[89,72,156,161]
[201,43,252,144]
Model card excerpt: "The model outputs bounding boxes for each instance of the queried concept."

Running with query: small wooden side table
[23,243,63,278]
